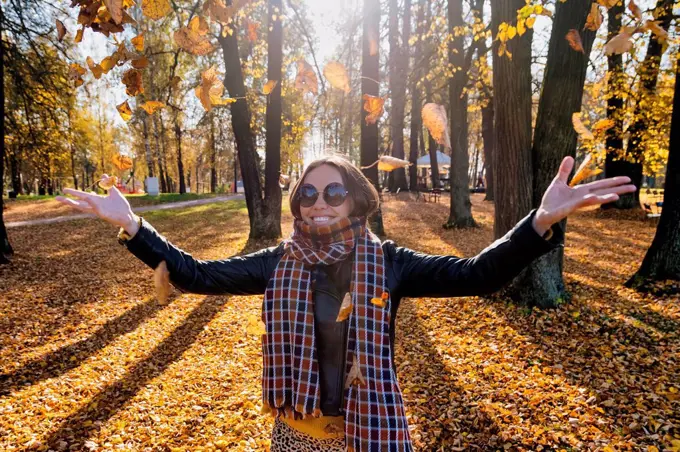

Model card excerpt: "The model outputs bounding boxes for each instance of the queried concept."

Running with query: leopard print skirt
[270,417,345,451]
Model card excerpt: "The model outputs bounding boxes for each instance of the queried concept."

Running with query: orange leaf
[131,33,144,52]
[262,79,278,95]
[195,66,234,111]
[566,29,585,53]
[336,293,353,322]
[323,61,351,93]
[139,100,165,115]
[56,19,67,42]
[75,27,84,43]
[628,0,642,21]
[592,118,615,133]
[103,0,123,24]
[584,4,603,32]
[362,94,384,125]
[422,103,451,149]
[641,20,668,42]
[86,56,104,79]
[112,154,134,170]
[569,154,602,187]
[98,175,119,190]
[188,16,210,36]
[122,69,144,96]
[116,101,133,121]
[142,0,172,21]
[294,59,318,95]
[572,112,594,141]
[246,20,259,42]
[596,0,619,8]
[131,56,149,69]
[174,26,214,55]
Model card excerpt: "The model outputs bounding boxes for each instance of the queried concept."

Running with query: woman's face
[299,164,353,226]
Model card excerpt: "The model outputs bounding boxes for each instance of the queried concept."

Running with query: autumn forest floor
[0,194,678,451]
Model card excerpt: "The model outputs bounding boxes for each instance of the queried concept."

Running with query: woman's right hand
[55,175,140,235]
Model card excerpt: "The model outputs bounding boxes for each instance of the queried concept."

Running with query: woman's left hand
[532,156,638,235]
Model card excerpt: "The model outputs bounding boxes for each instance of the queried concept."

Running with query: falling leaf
[203,0,250,24]
[597,0,619,8]
[98,174,119,190]
[361,156,412,172]
[641,20,668,42]
[100,55,118,73]
[628,0,642,21]
[422,103,451,149]
[344,355,366,389]
[154,261,171,304]
[362,94,384,125]
[584,4,603,31]
[569,154,603,187]
[139,100,165,115]
[572,112,594,141]
[103,0,123,24]
[75,27,84,43]
[592,118,615,133]
[86,56,104,79]
[112,154,134,170]
[131,33,144,51]
[336,293,353,322]
[131,56,149,69]
[294,60,318,95]
[188,15,210,35]
[262,79,278,95]
[174,24,214,55]
[566,29,585,53]
[142,0,172,20]
[246,20,259,42]
[69,63,87,87]
[122,69,144,96]
[604,30,634,55]
[323,61,351,93]
[195,66,235,111]
[56,19,67,42]
[116,100,133,121]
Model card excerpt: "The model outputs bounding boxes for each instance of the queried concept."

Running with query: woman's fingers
[589,184,637,198]
[63,187,102,201]
[579,176,633,191]
[55,195,94,213]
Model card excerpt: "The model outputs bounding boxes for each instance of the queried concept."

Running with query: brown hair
[289,154,380,220]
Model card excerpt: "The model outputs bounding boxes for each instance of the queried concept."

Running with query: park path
[6,193,245,228]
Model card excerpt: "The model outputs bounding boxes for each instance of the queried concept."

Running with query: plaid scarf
[262,216,413,451]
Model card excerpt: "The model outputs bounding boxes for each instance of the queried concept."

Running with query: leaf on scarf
[570,154,603,187]
[56,19,67,42]
[422,103,451,149]
[336,293,353,322]
[154,260,171,304]
[345,355,366,389]
[566,29,585,53]
[246,313,266,335]
[323,61,351,93]
[98,175,118,190]
[294,59,318,95]
[371,297,387,308]
[584,4,603,31]
[362,94,385,125]
[572,112,594,141]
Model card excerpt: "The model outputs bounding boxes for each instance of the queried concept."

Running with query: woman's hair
[289,154,380,219]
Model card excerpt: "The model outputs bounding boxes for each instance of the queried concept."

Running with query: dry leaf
[103,0,123,24]
[572,112,594,141]
[86,56,104,79]
[336,293,353,322]
[422,103,451,149]
[363,94,385,125]
[139,100,165,115]
[604,30,634,55]
[154,261,171,304]
[112,154,134,170]
[642,20,668,42]
[263,80,278,95]
[570,154,603,187]
[174,25,214,55]
[592,118,615,133]
[584,4,603,31]
[628,0,642,21]
[195,66,235,111]
[188,16,210,35]
[131,33,144,51]
[116,101,133,121]
[69,63,87,87]
[246,20,259,42]
[566,29,585,53]
[344,355,366,389]
[142,0,172,20]
[597,0,619,8]
[323,61,351,93]
[203,0,250,24]
[122,69,144,96]
[98,175,118,190]
[56,19,67,42]
[75,27,84,43]
[362,156,412,172]
[294,60,318,95]
[131,56,149,69]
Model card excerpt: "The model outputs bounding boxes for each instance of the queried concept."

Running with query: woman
[56,155,635,451]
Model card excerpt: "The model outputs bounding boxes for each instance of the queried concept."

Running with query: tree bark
[361,0,384,235]
[142,115,155,180]
[508,0,596,308]
[408,0,426,191]
[210,112,217,193]
[445,0,476,228]
[491,0,533,238]
[152,116,167,193]
[174,115,186,194]
[0,34,12,263]
[482,97,495,201]
[626,52,680,288]
[263,0,283,238]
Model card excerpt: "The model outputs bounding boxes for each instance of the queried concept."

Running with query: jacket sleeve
[387,209,564,298]
[121,218,282,296]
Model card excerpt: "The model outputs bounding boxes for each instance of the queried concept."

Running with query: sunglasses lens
[298,184,319,207]
[324,183,348,207]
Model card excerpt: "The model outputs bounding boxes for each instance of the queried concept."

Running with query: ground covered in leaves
[0,195,677,451]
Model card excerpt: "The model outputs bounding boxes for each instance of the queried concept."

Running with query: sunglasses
[297,182,349,208]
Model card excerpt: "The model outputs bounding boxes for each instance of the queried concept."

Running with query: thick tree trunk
[174,117,186,194]
[0,40,12,263]
[482,98,495,201]
[361,0,384,235]
[408,0,426,191]
[445,0,476,229]
[152,116,167,193]
[142,116,155,180]
[159,119,174,193]
[210,113,217,193]
[263,0,283,237]
[626,52,680,288]
[491,0,533,238]
[508,0,596,308]
[9,150,21,194]
[217,4,277,240]
[619,0,674,209]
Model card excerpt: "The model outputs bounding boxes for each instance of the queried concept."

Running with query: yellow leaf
[592,118,614,133]
[517,19,526,36]
[116,101,133,121]
[195,66,233,111]
[507,25,517,40]
[572,112,594,140]
[188,15,210,36]
[336,293,353,322]
[98,175,119,190]
[56,19,67,42]
[142,0,172,20]
[422,102,451,149]
[323,61,351,93]
[174,26,215,55]
[570,154,603,187]
[139,100,165,115]
[294,59,318,95]
[584,4,603,31]
[263,79,278,95]
[526,16,536,28]
[245,313,266,335]
[112,154,134,170]
[362,94,385,125]
[131,33,144,52]
[642,20,668,42]
[155,261,171,304]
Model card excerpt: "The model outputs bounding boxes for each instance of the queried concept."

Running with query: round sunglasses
[297,182,349,208]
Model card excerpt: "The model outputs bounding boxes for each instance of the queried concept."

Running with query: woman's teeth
[313,217,330,223]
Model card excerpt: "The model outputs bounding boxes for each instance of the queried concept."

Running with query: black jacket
[122,208,563,416]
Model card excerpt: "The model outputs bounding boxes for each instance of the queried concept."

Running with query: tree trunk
[508,0,596,308]
[482,98,495,201]
[0,37,12,263]
[263,0,283,238]
[142,115,155,180]
[8,150,21,194]
[626,52,680,288]
[159,118,174,193]
[210,112,217,193]
[490,0,533,239]
[217,3,278,240]
[445,0,476,229]
[153,116,167,193]
[408,0,426,192]
[361,0,384,235]
[174,116,186,194]
[619,0,674,209]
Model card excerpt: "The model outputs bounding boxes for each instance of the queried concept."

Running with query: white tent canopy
[416,150,451,168]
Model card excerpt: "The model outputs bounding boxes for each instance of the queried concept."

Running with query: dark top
[122,208,563,415]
